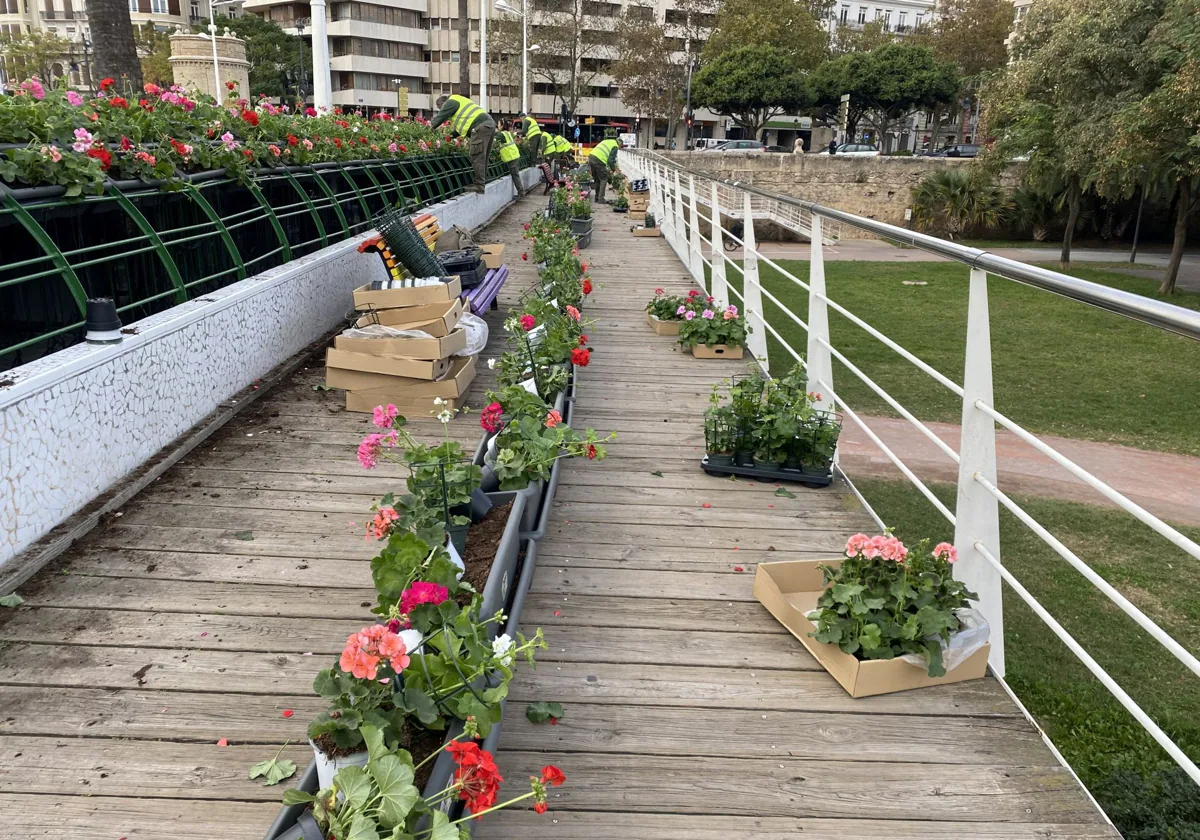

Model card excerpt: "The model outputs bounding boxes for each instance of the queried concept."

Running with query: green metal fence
[0,153,509,373]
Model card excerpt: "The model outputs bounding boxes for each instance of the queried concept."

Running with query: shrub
[910,169,1011,238]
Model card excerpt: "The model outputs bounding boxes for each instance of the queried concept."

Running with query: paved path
[475,194,1118,839]
[839,416,1200,526]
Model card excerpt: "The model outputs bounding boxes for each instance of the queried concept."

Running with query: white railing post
[709,181,728,307]
[673,169,686,262]
[688,175,705,287]
[954,267,1004,677]
[805,215,834,412]
[648,161,662,225]
[741,189,769,372]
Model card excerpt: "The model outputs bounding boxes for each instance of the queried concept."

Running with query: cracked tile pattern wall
[0,181,525,570]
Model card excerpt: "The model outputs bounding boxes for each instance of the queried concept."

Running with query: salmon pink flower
[366,506,398,539]
[565,304,581,321]
[545,409,563,428]
[933,542,958,563]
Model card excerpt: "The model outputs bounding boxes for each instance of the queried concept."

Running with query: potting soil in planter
[455,501,514,605]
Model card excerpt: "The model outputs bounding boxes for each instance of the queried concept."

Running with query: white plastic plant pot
[445,536,466,576]
[309,740,369,792]
[899,608,991,673]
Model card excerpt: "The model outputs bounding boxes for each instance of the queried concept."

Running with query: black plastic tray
[700,455,833,488]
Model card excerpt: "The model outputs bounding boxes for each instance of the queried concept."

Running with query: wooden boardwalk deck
[0,193,1117,839]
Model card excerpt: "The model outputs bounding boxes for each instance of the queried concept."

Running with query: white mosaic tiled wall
[0,175,531,570]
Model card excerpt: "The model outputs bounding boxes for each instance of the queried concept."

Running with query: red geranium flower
[99,77,114,91]
[582,278,593,295]
[480,401,503,433]
[305,106,317,117]
[241,110,259,126]
[226,80,236,90]
[287,133,299,146]
[333,137,343,148]
[571,347,590,367]
[586,443,598,459]
[242,148,254,158]
[521,253,528,261]
[541,766,566,786]
[448,741,503,818]
[534,801,548,814]
[86,146,112,170]
[119,135,132,151]
[578,334,588,345]
[108,96,128,108]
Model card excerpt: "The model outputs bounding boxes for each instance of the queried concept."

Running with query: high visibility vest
[522,116,542,139]
[548,135,572,154]
[448,94,486,137]
[497,130,521,163]
[589,138,619,164]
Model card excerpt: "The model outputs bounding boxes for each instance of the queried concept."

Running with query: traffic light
[685,109,694,127]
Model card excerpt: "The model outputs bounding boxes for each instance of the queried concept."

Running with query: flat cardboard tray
[753,559,990,698]
[334,328,467,361]
[325,348,454,381]
[352,277,462,310]
[353,298,464,338]
[332,355,477,410]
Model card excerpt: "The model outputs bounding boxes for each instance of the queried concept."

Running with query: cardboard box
[326,347,453,381]
[480,243,505,270]
[629,211,646,223]
[753,559,991,698]
[691,343,744,359]
[632,226,662,238]
[628,195,649,207]
[353,298,463,338]
[334,328,468,361]
[346,392,467,414]
[646,313,680,335]
[353,278,462,311]
[330,354,476,399]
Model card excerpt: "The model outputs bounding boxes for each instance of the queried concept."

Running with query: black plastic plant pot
[569,217,592,235]
[574,230,593,250]
[699,455,834,489]
[448,522,469,556]
[733,451,755,468]
[707,453,734,467]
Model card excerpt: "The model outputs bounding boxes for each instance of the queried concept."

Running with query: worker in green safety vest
[543,135,575,193]
[588,137,620,203]
[518,114,546,161]
[496,128,523,194]
[432,94,496,194]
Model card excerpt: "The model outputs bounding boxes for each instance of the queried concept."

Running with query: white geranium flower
[492,633,515,666]
[433,397,446,406]
[437,409,454,424]
[487,357,497,370]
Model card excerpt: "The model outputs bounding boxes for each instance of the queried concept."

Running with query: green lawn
[856,478,1200,839]
[719,260,1200,455]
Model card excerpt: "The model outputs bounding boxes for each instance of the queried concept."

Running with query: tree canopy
[690,44,811,140]
[0,30,73,84]
[202,14,312,101]
[914,0,1015,78]
[702,0,828,69]
[610,3,687,137]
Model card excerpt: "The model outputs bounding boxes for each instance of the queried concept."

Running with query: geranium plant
[645,288,689,321]
[678,303,748,350]
[807,534,977,677]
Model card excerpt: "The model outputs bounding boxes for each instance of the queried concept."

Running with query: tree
[458,0,470,97]
[0,30,73,84]
[203,14,312,101]
[702,0,829,66]
[832,21,894,56]
[1109,0,1200,293]
[89,0,143,92]
[983,0,1163,265]
[135,24,173,88]
[812,43,959,150]
[610,2,687,145]
[690,44,811,140]
[911,168,1011,238]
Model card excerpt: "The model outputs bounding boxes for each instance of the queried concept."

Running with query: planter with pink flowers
[678,302,749,358]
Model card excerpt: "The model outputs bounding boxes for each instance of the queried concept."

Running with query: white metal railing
[622,149,1200,790]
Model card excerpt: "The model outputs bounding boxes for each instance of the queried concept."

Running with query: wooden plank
[61,548,375,589]
[0,794,282,840]
[540,501,869,531]
[530,567,761,601]
[493,702,1052,765]
[0,686,321,743]
[504,662,1021,717]
[88,524,377,561]
[540,625,818,670]
[485,751,1105,823]
[0,735,310,801]
[519,593,787,634]
[539,521,852,551]
[474,811,1119,840]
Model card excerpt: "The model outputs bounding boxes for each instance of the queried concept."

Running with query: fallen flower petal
[282,709,294,718]
[217,738,229,747]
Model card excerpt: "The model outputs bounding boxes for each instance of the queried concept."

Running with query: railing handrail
[632,148,1200,342]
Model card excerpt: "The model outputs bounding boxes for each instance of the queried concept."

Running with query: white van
[694,138,724,151]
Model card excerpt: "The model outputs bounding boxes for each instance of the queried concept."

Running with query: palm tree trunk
[1162,178,1192,295]
[1060,177,1081,266]
[458,0,470,97]
[89,0,142,93]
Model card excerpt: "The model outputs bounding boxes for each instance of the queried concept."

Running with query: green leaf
[248,756,297,786]
[774,486,796,499]
[312,384,333,391]
[403,687,441,727]
[335,765,374,810]
[429,811,458,840]
[362,725,387,764]
[859,622,884,651]
[526,701,565,723]
[370,754,419,828]
[346,813,382,840]
[282,789,317,806]
[650,470,664,477]
[0,593,24,607]
[231,530,254,541]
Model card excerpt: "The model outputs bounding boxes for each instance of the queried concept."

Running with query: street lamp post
[495,0,538,115]
[208,0,243,103]
[311,0,332,111]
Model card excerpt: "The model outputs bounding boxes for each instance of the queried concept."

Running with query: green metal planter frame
[0,154,508,371]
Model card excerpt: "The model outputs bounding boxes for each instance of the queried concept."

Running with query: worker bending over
[496,127,523,194]
[518,114,547,161]
[432,94,495,194]
[588,136,619,203]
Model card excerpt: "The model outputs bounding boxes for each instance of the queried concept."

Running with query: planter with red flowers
[678,303,748,359]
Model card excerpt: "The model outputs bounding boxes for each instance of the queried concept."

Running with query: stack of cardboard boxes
[325,278,477,414]
[628,187,649,223]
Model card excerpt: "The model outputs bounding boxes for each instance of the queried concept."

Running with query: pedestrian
[495,127,523,194]
[431,94,495,193]
[827,139,838,155]
[588,136,619,203]
[793,136,805,154]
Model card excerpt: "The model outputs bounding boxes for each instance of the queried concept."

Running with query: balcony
[39,9,86,19]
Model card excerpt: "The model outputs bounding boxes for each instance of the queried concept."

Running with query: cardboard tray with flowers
[754,534,991,698]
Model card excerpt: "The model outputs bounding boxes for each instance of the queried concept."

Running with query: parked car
[936,144,981,158]
[693,138,725,150]
[764,145,791,153]
[815,143,880,157]
[713,139,766,152]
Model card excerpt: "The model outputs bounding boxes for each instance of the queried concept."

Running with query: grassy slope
[721,260,1200,455]
[854,479,1200,838]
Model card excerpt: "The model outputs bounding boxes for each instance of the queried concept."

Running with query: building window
[856,6,866,23]
[915,12,924,28]
[839,4,849,22]
[450,51,459,62]
[150,0,168,13]
[896,10,906,30]
[127,0,137,11]
[882,9,891,29]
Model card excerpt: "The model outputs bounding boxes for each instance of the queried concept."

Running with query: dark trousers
[469,122,496,191]
[507,160,522,193]
[590,159,608,201]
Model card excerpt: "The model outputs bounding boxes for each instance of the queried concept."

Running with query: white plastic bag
[340,323,437,341]
[456,312,489,357]
[901,608,991,673]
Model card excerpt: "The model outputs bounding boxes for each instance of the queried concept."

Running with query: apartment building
[828,0,934,35]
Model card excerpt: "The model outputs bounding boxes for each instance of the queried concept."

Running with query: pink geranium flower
[399,581,449,615]
[685,311,695,320]
[520,314,536,331]
[66,90,83,106]
[701,309,714,319]
[372,403,399,429]
[545,409,562,428]
[565,305,581,322]
[933,542,958,563]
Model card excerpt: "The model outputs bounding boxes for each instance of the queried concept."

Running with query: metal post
[709,181,728,306]
[954,267,1004,677]
[805,215,833,411]
[742,188,769,370]
[521,0,528,114]
[311,0,332,111]
[480,0,488,112]
[687,175,704,285]
[208,6,222,103]
[1130,181,1146,264]
[673,169,685,263]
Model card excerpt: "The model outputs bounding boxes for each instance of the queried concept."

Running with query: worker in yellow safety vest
[496,129,523,194]
[518,114,547,160]
[588,137,620,203]
[432,94,496,193]
[543,135,575,193]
